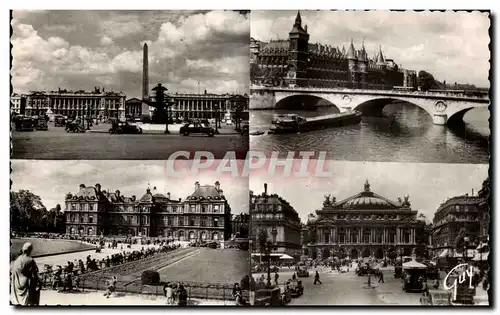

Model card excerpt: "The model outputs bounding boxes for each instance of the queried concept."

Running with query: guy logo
[443,263,473,301]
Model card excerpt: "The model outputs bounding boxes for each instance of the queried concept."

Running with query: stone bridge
[250,86,490,125]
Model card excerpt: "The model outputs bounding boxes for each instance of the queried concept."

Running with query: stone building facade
[17,88,126,119]
[250,184,302,259]
[250,11,417,90]
[304,180,425,260]
[65,181,232,241]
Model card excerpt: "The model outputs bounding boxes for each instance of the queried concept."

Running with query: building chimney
[264,183,268,195]
[142,43,149,100]
[179,198,181,202]
[195,181,200,190]
[79,184,86,189]
[215,181,220,191]
[472,189,474,196]
[167,192,171,200]
[95,183,101,192]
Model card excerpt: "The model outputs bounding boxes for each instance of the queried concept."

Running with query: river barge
[269,111,362,134]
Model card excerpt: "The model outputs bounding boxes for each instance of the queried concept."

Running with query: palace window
[201,205,207,213]
[338,233,345,244]
[324,231,330,243]
[168,217,173,226]
[189,217,195,226]
[214,205,220,213]
[190,205,196,213]
[179,217,184,226]
[71,204,76,210]
[213,218,218,227]
[80,216,84,223]
[172,206,177,213]
[88,216,93,223]
[89,204,94,211]
[200,217,207,227]
[352,231,358,243]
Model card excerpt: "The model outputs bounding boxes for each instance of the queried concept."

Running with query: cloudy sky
[250,162,488,222]
[251,10,490,88]
[11,10,250,98]
[11,160,249,214]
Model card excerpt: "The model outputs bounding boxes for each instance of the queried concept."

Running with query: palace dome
[342,194,393,209]
[338,180,400,210]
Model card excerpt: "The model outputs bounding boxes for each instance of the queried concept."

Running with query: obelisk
[142,43,149,100]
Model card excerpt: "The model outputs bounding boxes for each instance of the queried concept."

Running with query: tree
[417,70,440,91]
[10,190,47,232]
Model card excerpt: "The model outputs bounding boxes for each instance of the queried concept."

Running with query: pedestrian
[165,283,174,305]
[378,270,384,283]
[313,271,322,285]
[249,276,256,306]
[177,284,188,306]
[10,242,40,306]
[274,271,279,285]
[292,273,297,280]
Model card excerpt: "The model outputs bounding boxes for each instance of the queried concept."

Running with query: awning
[279,254,294,260]
[473,252,489,261]
[251,253,283,257]
[438,249,451,257]
[403,261,427,269]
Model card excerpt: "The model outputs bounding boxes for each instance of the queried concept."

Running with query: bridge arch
[275,94,341,112]
[447,107,476,126]
[353,97,434,121]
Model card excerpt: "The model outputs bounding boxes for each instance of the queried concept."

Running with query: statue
[323,194,332,206]
[331,197,336,204]
[403,195,411,207]
[364,180,370,192]
[398,197,402,204]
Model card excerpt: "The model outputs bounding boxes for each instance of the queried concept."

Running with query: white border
[2,1,498,315]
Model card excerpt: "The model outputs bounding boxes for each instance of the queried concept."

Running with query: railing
[37,271,247,302]
[250,85,489,101]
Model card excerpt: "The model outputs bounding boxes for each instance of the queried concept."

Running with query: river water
[249,103,489,163]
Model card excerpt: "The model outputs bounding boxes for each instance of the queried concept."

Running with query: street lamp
[151,83,171,134]
[463,236,470,262]
[213,104,220,134]
[259,228,278,288]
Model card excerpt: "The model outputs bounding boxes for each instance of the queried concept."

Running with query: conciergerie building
[250,11,418,90]
[64,181,232,241]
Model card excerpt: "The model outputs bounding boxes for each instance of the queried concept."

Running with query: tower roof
[346,39,356,59]
[377,45,385,63]
[289,10,309,35]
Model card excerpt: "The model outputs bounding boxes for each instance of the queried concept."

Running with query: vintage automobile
[279,284,292,305]
[289,279,304,297]
[297,267,309,278]
[15,116,35,131]
[66,120,86,133]
[34,116,48,131]
[54,115,67,127]
[420,290,452,306]
[109,122,142,134]
[356,265,375,276]
[179,122,215,136]
[422,262,440,280]
[402,261,427,293]
[240,120,249,135]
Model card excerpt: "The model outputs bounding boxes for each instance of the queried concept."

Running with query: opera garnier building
[303,180,427,261]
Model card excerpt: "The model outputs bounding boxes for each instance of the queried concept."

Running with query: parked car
[240,120,249,135]
[15,116,35,131]
[297,267,309,277]
[34,116,48,131]
[109,122,142,134]
[356,265,375,276]
[54,115,67,127]
[179,122,215,136]
[289,280,304,297]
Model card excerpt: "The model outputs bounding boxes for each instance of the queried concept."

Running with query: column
[412,229,415,244]
[396,228,400,244]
